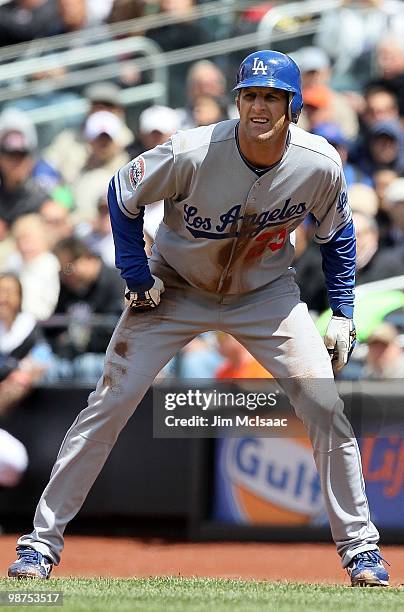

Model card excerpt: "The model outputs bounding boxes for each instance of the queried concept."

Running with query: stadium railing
[0,0,351,132]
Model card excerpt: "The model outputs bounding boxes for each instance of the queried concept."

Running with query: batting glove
[125,275,165,312]
[324,316,356,373]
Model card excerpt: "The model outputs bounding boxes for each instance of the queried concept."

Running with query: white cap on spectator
[291,46,330,73]
[85,82,121,106]
[385,178,404,206]
[0,429,28,487]
[0,108,38,153]
[84,110,124,142]
[139,105,179,135]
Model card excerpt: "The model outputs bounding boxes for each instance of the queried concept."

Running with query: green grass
[0,577,402,612]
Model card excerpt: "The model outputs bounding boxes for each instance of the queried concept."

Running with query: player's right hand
[324,316,356,373]
[125,275,165,312]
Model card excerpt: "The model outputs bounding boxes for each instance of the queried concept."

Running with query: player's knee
[292,379,340,421]
[295,396,353,449]
[74,367,151,444]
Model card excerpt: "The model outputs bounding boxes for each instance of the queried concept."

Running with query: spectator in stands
[45,82,133,185]
[315,0,404,87]
[84,82,129,123]
[0,0,88,44]
[0,429,28,487]
[353,210,404,285]
[130,105,179,159]
[0,118,50,230]
[1,214,60,321]
[0,220,14,267]
[301,85,333,133]
[348,184,378,218]
[312,123,372,187]
[46,237,124,366]
[160,333,223,379]
[0,273,52,414]
[292,46,359,139]
[128,105,180,252]
[354,120,404,177]
[349,87,403,175]
[215,332,272,379]
[377,177,404,275]
[0,0,63,46]
[294,217,328,315]
[361,85,400,126]
[373,168,398,246]
[363,322,404,379]
[58,0,87,31]
[293,46,330,89]
[107,0,144,23]
[72,110,130,222]
[374,168,398,210]
[366,36,404,118]
[81,196,115,267]
[384,177,404,245]
[39,200,74,249]
[295,204,404,315]
[0,108,62,193]
[187,59,226,99]
[176,60,236,129]
[192,95,229,127]
[147,0,212,106]
[364,178,404,280]
[87,0,115,25]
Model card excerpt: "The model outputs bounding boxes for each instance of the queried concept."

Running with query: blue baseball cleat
[7,546,53,579]
[347,550,389,587]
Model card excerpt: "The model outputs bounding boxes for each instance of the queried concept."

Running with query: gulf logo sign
[213,434,326,525]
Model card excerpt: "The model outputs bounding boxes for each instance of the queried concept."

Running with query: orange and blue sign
[213,436,327,525]
[360,437,404,526]
[213,436,404,527]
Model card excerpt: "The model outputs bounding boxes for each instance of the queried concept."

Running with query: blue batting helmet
[233,50,303,124]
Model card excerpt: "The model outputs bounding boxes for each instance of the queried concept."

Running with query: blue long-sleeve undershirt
[107,179,154,292]
[319,219,356,319]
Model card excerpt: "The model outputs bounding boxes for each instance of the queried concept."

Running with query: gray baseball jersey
[114,119,351,294]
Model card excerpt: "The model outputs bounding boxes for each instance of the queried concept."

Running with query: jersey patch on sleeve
[337,190,349,221]
[129,156,146,190]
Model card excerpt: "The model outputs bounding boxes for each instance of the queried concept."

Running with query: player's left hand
[125,275,165,312]
[324,316,356,373]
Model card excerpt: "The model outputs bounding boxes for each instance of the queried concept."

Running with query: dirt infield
[1,536,404,585]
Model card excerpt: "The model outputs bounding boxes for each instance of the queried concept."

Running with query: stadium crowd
[1,0,404,442]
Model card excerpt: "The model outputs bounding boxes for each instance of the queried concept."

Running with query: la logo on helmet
[251,58,268,75]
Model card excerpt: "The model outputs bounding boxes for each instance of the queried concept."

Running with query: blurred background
[0,0,403,542]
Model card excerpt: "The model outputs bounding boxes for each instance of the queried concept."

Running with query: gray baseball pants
[18,255,379,567]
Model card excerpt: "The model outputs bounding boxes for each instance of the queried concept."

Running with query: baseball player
[8,51,388,586]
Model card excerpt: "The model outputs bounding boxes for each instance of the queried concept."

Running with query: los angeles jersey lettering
[183,200,307,239]
[114,120,351,294]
